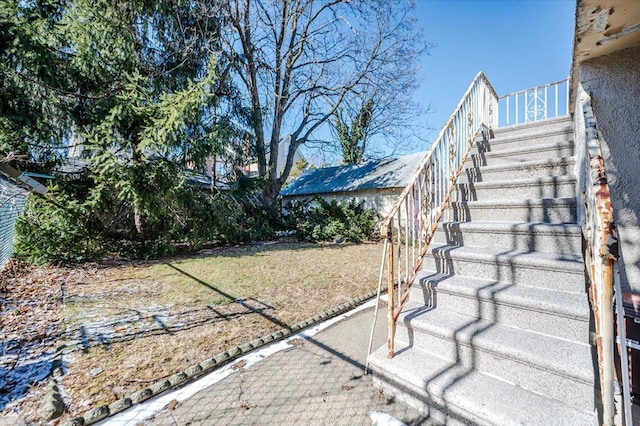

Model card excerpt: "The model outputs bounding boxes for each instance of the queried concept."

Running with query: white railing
[368,72,498,359]
[574,84,631,426]
[499,78,569,127]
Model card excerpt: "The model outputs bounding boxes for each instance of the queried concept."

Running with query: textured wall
[283,188,401,219]
[579,46,640,292]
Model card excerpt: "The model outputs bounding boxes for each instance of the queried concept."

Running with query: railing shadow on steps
[364,72,499,363]
[365,76,576,372]
[574,84,632,426]
[364,73,633,424]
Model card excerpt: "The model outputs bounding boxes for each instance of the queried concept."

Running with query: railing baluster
[417,170,423,256]
[553,86,560,117]
[565,78,569,116]
[404,197,409,291]
[506,96,509,126]
[410,186,414,268]
[525,89,529,123]
[386,224,395,358]
[395,215,400,291]
[396,218,401,302]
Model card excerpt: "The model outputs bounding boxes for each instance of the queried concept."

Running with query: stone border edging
[39,318,67,421]
[61,289,380,425]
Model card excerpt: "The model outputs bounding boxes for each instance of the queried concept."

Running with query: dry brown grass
[52,241,382,418]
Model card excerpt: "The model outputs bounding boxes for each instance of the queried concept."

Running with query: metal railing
[574,84,631,426]
[365,75,631,424]
[499,78,569,127]
[373,72,498,359]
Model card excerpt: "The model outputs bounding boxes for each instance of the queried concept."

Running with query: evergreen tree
[2,0,226,241]
[0,0,72,164]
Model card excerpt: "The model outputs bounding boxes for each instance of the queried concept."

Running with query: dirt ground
[0,241,383,424]
[0,259,64,424]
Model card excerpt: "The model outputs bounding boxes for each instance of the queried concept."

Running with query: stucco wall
[579,46,640,292]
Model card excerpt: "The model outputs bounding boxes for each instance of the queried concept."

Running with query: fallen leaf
[165,399,179,411]
[231,360,247,371]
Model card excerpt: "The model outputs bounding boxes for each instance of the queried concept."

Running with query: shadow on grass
[62,263,291,353]
[162,241,382,263]
[63,298,280,352]
[165,263,289,329]
[0,355,55,411]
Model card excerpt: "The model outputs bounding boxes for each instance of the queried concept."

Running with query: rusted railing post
[386,224,395,358]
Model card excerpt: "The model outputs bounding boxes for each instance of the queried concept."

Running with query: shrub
[285,198,378,243]
[14,192,105,265]
[14,171,280,264]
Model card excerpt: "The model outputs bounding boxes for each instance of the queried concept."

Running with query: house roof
[281,152,425,197]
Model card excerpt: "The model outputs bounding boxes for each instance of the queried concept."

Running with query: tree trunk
[133,200,145,240]
[262,179,281,206]
[131,139,146,240]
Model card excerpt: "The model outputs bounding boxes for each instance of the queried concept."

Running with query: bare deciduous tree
[213,0,427,204]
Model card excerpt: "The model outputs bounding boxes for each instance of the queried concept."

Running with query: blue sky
[303,0,576,164]
[414,0,576,136]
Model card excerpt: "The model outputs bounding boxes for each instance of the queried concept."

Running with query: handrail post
[602,257,614,426]
[386,224,395,358]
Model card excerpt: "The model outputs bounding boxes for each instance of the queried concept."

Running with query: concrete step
[451,175,576,202]
[466,140,574,168]
[409,270,589,341]
[493,116,572,139]
[432,221,582,255]
[424,243,585,293]
[368,117,596,424]
[458,156,575,184]
[368,346,597,426]
[478,129,572,154]
[393,302,595,410]
[448,197,577,223]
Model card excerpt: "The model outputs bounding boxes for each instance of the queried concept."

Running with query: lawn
[1,241,383,422]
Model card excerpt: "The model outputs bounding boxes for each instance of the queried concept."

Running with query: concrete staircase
[368,117,598,425]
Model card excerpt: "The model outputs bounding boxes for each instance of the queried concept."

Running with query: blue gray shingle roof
[281,152,425,197]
